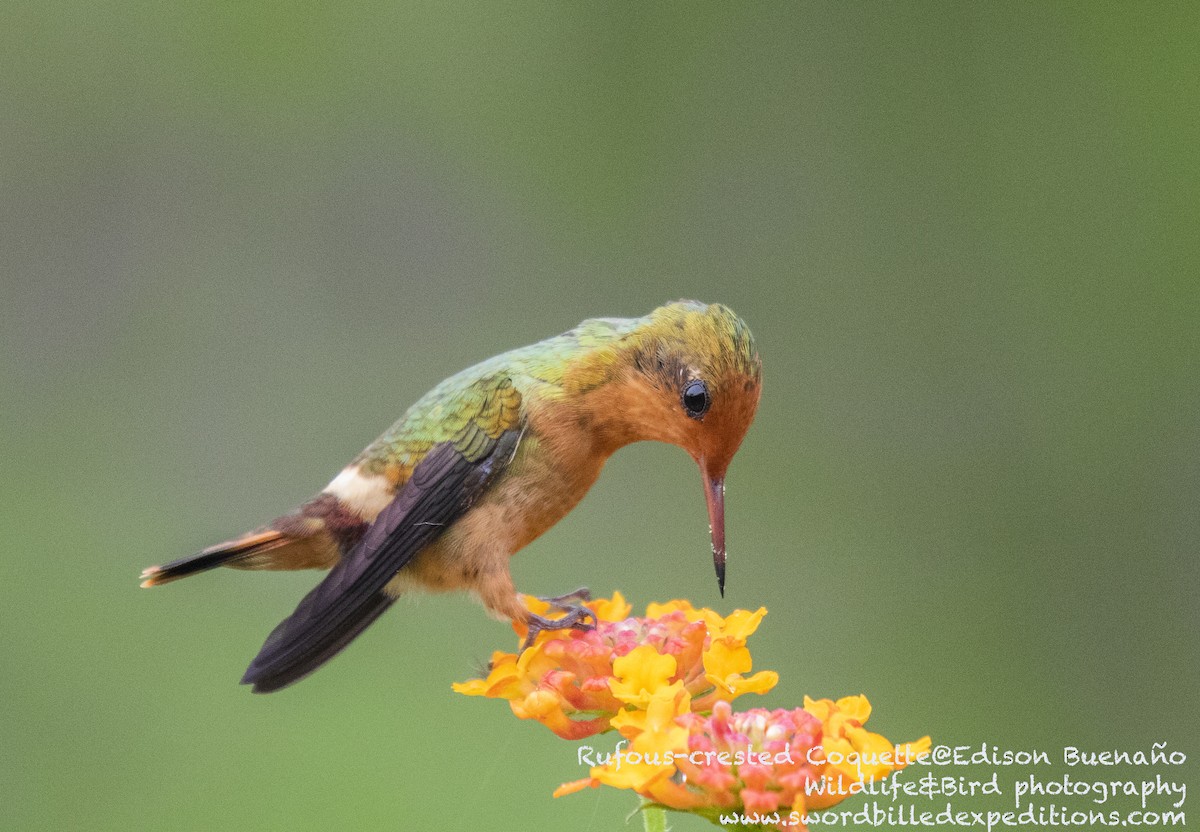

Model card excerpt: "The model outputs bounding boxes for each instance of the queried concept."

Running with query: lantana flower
[455,592,930,831]
[452,593,778,739]
[557,696,930,830]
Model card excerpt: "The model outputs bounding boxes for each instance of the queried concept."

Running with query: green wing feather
[355,372,524,485]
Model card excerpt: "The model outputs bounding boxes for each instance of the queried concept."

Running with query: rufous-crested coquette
[141,300,762,693]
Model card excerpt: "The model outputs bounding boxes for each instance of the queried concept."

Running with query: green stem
[642,803,667,832]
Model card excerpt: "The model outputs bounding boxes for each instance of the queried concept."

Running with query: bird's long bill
[701,466,727,597]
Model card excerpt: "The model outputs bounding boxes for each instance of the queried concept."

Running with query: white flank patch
[323,465,393,519]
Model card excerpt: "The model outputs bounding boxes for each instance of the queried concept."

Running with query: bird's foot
[536,586,591,611]
[521,605,597,652]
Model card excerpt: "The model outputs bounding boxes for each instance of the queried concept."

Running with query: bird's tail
[140,530,289,587]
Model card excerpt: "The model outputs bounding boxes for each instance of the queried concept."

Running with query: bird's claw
[536,586,592,611]
[521,606,597,651]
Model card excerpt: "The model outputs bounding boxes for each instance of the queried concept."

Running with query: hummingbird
[141,300,761,693]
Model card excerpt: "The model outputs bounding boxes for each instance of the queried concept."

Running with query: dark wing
[241,377,522,693]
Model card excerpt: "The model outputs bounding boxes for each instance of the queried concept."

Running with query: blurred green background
[3,3,1197,830]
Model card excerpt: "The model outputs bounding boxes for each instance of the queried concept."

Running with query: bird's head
[572,300,762,596]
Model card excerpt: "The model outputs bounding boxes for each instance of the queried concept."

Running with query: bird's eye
[681,379,711,420]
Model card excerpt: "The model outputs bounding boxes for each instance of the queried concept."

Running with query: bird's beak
[700,462,727,597]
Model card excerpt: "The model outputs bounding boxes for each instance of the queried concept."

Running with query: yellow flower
[802,695,931,810]
[713,607,769,641]
[594,686,691,792]
[702,639,779,697]
[609,645,678,707]
[450,651,523,698]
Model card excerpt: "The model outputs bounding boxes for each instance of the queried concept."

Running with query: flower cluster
[453,594,929,830]
[452,593,777,739]
[556,693,929,828]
